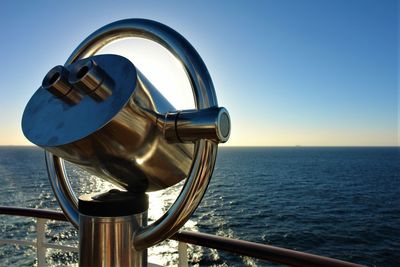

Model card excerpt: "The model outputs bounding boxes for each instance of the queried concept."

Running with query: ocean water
[0,146,399,266]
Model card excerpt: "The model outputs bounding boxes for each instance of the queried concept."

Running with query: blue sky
[0,0,398,146]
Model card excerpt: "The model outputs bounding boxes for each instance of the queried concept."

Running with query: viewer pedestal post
[78,190,148,267]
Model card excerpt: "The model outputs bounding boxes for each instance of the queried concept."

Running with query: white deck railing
[0,217,78,266]
[0,210,187,267]
[0,206,363,267]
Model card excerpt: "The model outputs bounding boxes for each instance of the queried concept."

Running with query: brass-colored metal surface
[158,107,231,143]
[42,65,82,104]
[79,213,147,267]
[42,18,223,249]
[69,59,114,101]
[45,153,79,228]
[25,55,193,192]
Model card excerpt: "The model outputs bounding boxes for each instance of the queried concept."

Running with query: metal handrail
[0,206,68,221]
[170,231,361,267]
[0,206,363,267]
[0,206,77,266]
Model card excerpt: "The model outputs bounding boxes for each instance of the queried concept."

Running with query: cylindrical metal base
[78,190,149,267]
[79,212,147,267]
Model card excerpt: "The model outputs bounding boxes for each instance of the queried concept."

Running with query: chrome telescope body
[25,54,194,192]
[21,19,230,251]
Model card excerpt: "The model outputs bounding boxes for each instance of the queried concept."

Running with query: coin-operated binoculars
[22,19,230,266]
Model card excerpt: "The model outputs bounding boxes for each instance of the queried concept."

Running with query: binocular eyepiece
[23,54,230,193]
[22,19,230,252]
[42,59,113,104]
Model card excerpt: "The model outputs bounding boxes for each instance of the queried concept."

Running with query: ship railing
[0,206,363,267]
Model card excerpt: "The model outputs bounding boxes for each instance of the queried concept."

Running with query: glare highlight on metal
[22,19,231,263]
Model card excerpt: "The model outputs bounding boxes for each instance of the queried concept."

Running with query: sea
[0,146,399,266]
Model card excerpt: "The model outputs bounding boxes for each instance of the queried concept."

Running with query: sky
[0,0,398,146]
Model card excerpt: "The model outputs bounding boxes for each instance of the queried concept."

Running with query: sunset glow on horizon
[0,1,398,147]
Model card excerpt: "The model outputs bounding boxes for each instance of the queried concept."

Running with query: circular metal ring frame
[45,19,218,250]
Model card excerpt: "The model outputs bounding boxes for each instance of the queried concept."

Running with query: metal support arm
[45,19,222,250]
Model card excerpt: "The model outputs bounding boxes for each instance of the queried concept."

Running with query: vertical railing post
[178,241,188,267]
[36,218,47,266]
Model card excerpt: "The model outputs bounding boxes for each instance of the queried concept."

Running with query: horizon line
[1,145,398,148]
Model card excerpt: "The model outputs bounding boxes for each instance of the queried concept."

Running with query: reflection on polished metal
[45,153,79,228]
[24,54,194,193]
[23,18,230,254]
[42,65,82,105]
[79,213,147,267]
[78,190,148,267]
[156,107,231,143]
[69,59,114,101]
[0,206,366,267]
